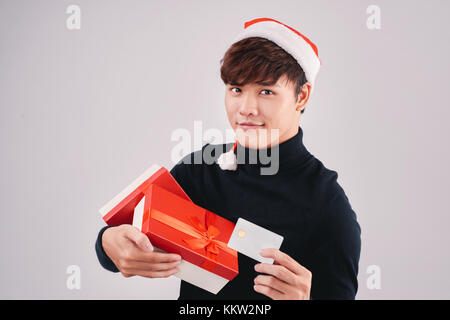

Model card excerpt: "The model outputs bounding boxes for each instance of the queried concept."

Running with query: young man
[95,18,361,300]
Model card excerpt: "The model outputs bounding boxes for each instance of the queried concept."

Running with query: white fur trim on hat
[232,18,321,95]
[216,141,238,171]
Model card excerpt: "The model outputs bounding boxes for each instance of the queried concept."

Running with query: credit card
[227,218,284,264]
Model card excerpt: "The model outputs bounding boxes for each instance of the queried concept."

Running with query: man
[95,17,361,300]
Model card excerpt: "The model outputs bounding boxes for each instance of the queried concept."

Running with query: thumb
[126,226,154,252]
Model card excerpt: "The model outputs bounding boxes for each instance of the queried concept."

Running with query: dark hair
[220,37,308,114]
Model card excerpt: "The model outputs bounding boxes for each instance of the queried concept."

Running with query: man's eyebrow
[256,82,280,87]
[229,82,280,87]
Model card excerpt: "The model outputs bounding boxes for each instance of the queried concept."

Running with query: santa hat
[217,17,321,171]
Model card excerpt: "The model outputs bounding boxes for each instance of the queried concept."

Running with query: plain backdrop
[1,0,449,299]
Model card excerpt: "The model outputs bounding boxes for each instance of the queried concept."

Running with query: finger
[134,267,180,279]
[123,260,182,272]
[253,284,284,300]
[150,260,182,271]
[124,227,154,252]
[260,248,306,276]
[120,272,135,278]
[254,275,293,295]
[129,250,182,264]
[254,263,297,285]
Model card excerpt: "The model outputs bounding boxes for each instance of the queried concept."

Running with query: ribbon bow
[150,208,237,259]
[183,216,222,255]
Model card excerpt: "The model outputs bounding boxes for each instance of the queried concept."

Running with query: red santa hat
[232,17,321,90]
[217,18,321,171]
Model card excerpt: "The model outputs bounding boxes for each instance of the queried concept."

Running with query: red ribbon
[150,208,237,259]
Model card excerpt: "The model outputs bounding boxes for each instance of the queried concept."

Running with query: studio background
[1,0,449,299]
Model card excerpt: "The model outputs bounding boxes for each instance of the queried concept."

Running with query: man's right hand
[102,224,182,278]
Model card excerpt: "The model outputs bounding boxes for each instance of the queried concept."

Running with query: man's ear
[296,82,311,112]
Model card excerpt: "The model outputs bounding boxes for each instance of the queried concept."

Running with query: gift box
[133,183,239,294]
[99,164,283,295]
[99,164,239,294]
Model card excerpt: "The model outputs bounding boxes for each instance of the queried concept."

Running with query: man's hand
[253,248,312,300]
[102,224,182,278]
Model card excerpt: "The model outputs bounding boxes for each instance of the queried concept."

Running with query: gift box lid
[99,165,191,226]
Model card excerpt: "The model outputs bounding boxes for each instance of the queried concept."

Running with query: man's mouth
[237,122,265,130]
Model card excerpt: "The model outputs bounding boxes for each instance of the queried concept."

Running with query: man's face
[225,74,309,149]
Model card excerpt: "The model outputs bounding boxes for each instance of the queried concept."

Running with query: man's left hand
[253,248,312,300]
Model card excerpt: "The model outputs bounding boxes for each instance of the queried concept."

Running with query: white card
[227,218,284,264]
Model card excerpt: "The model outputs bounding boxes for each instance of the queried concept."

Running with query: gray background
[1,0,449,299]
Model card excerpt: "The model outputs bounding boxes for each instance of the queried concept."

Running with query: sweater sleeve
[308,188,362,300]
[95,225,120,273]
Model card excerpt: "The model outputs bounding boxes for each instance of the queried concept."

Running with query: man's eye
[229,88,273,95]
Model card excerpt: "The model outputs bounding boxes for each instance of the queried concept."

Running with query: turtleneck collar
[233,126,311,176]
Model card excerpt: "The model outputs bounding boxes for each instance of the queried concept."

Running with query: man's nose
[238,93,259,116]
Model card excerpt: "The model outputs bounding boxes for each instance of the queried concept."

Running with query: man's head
[220,36,311,149]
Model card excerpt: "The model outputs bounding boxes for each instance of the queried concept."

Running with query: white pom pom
[216,149,237,171]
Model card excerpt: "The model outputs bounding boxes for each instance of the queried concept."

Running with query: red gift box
[141,183,239,281]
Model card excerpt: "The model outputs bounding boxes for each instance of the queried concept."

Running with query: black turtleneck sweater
[95,126,361,300]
